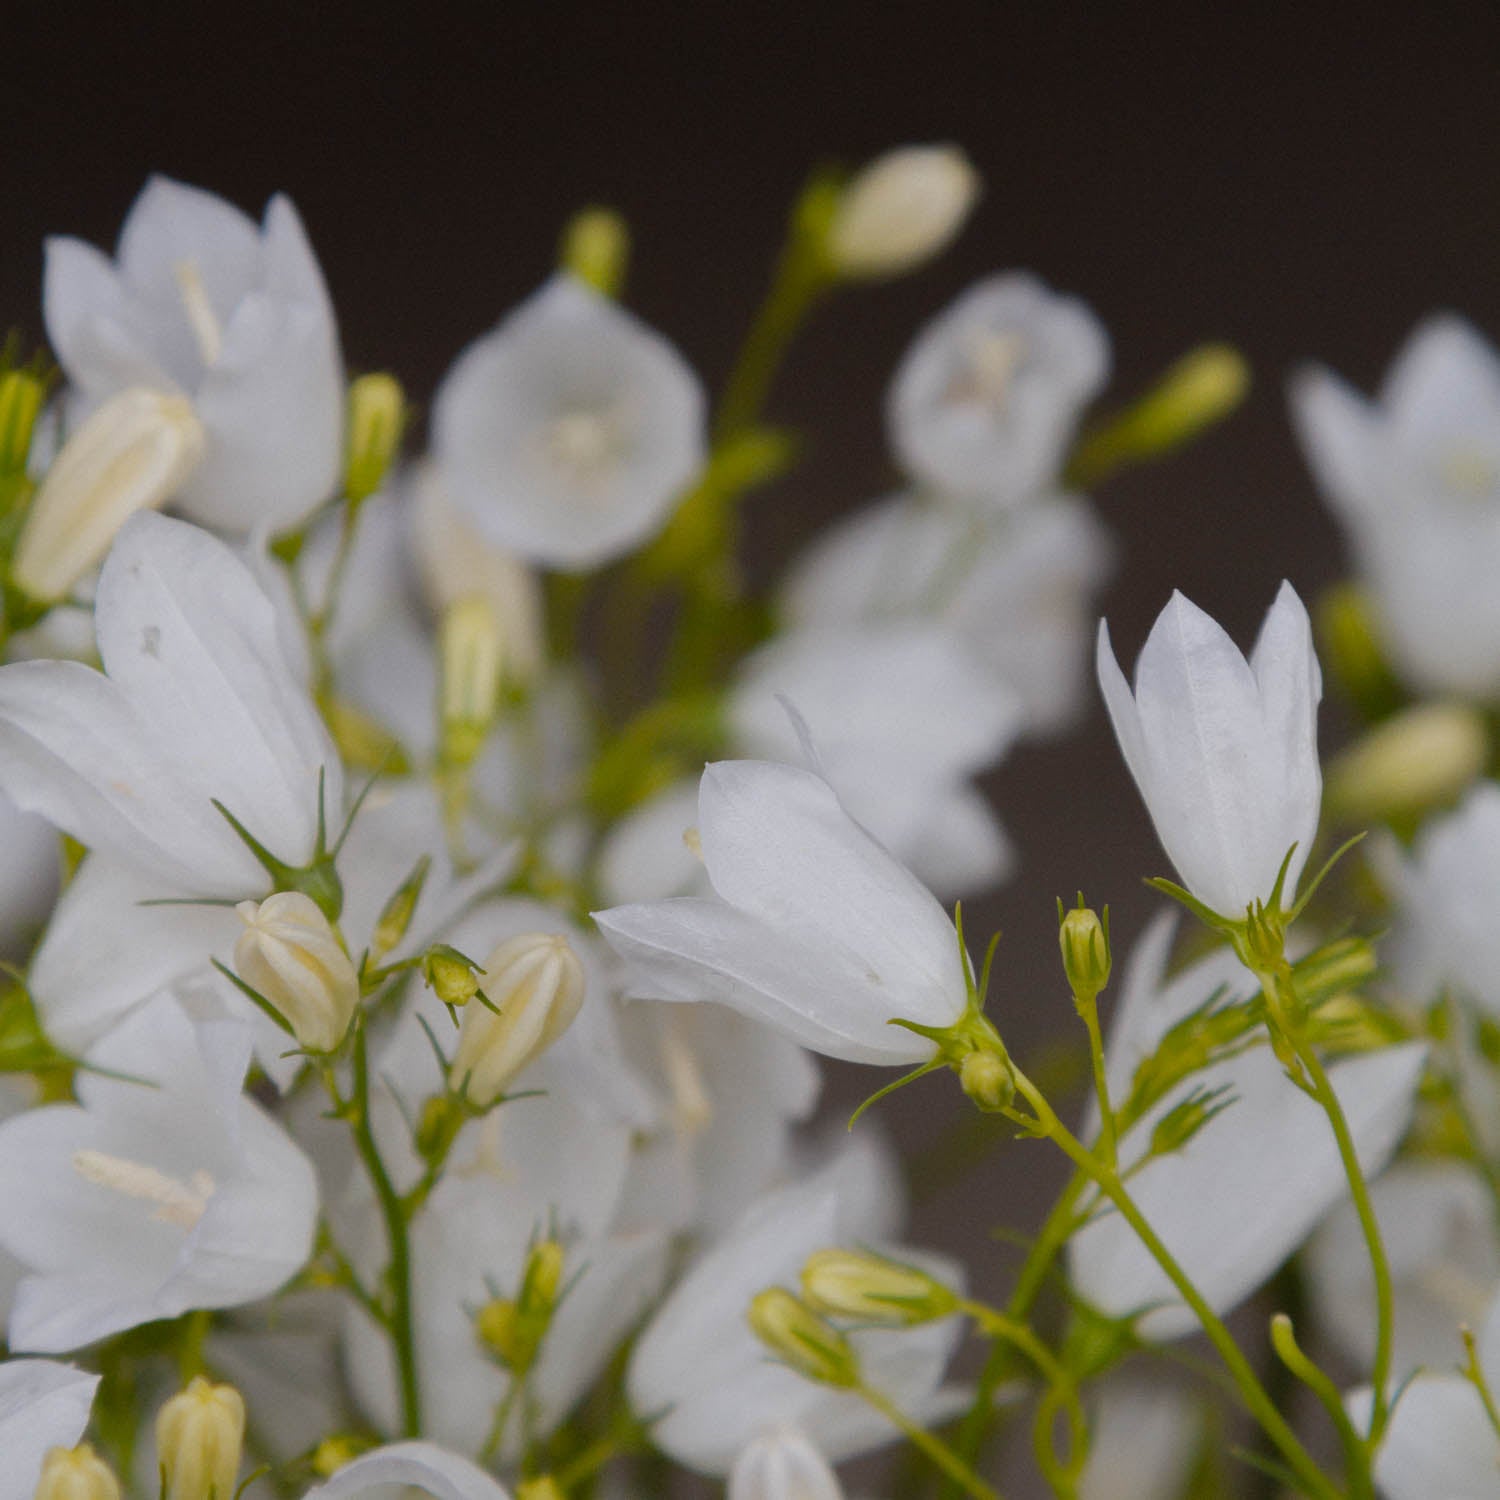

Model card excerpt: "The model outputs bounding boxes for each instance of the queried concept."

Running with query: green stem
[857,1381,1006,1500]
[1077,994,1117,1170]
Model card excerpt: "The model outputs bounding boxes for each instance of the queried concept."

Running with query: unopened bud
[234,892,359,1053]
[344,373,405,504]
[1058,899,1111,1000]
[155,1376,244,1500]
[801,1248,956,1325]
[33,1446,121,1500]
[422,944,483,1008]
[450,933,585,1106]
[827,145,980,279]
[561,208,630,299]
[322,694,411,776]
[746,1288,859,1387]
[309,1436,373,1476]
[516,1480,567,1500]
[414,1092,466,1160]
[12,387,204,601]
[0,368,44,478]
[959,1048,1014,1112]
[1317,582,1402,721]
[1327,702,1487,824]
[371,855,430,961]
[475,1240,564,1374]
[1150,1085,1232,1158]
[439,595,503,767]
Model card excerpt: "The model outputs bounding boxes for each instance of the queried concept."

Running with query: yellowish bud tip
[561,207,630,298]
[233,891,360,1054]
[154,1376,245,1500]
[344,373,406,504]
[309,1437,372,1477]
[476,1242,562,1373]
[439,595,503,768]
[33,1446,121,1500]
[371,856,430,961]
[1327,702,1488,823]
[516,1479,567,1500]
[746,1287,860,1387]
[959,1048,1014,1113]
[422,944,483,1008]
[0,368,45,479]
[1058,902,1111,1000]
[801,1248,956,1325]
[827,144,980,278]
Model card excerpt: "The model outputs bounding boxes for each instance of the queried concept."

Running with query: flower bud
[1316,582,1402,721]
[371,855,431,961]
[475,1240,564,1375]
[959,1048,1014,1112]
[439,595,503,767]
[1058,900,1111,1001]
[309,1436,373,1477]
[801,1249,956,1325]
[1326,702,1487,824]
[234,891,359,1053]
[343,373,405,504]
[450,934,585,1106]
[516,1481,567,1500]
[12,387,204,601]
[33,1446,121,1500]
[560,207,630,299]
[746,1288,860,1387]
[827,145,979,279]
[421,943,483,1008]
[155,1376,245,1500]
[0,368,45,479]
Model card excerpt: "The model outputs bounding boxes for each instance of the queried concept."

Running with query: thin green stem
[857,1381,1005,1500]
[481,1375,526,1463]
[1270,1313,1374,1500]
[1077,994,1117,1170]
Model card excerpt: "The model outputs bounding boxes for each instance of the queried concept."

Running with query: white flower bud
[33,1446,121,1500]
[439,595,503,767]
[450,932,585,1105]
[12,387,204,601]
[745,1288,859,1387]
[155,1376,245,1500]
[801,1248,956,1325]
[234,891,360,1053]
[343,373,405,504]
[827,145,979,279]
[1326,702,1487,823]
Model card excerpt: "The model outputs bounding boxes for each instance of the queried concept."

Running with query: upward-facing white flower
[0,1359,101,1500]
[1097,582,1322,919]
[44,175,344,532]
[432,274,707,569]
[888,273,1109,506]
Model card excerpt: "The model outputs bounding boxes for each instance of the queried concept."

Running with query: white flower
[1078,1383,1197,1500]
[728,1426,844,1500]
[1068,916,1427,1339]
[0,1359,100,1500]
[888,274,1109,506]
[1290,315,1500,697]
[303,1442,511,1500]
[593,760,972,1065]
[827,145,979,279]
[431,274,707,569]
[1097,582,1323,919]
[44,175,344,532]
[234,891,360,1053]
[780,491,1114,736]
[0,792,57,957]
[0,993,317,1351]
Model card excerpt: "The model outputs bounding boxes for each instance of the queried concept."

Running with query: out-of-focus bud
[343,373,405,505]
[826,145,980,279]
[1326,702,1487,824]
[234,891,360,1053]
[371,855,431,962]
[33,1446,121,1500]
[0,368,44,479]
[1149,1084,1234,1159]
[1058,898,1111,1000]
[801,1249,956,1325]
[322,694,412,777]
[746,1288,860,1388]
[959,1048,1014,1112]
[561,207,630,299]
[516,1480,567,1500]
[12,387,204,601]
[421,943,483,1008]
[450,933,585,1106]
[476,1239,565,1374]
[309,1435,374,1476]
[439,595,503,767]
[155,1376,245,1500]
[1316,582,1403,722]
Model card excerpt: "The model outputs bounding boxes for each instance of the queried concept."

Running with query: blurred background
[7,2,1500,1483]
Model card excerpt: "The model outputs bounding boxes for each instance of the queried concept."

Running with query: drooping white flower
[0,993,317,1351]
[303,1442,512,1500]
[1068,916,1427,1339]
[826,145,979,280]
[888,274,1109,506]
[0,1359,100,1500]
[44,175,344,533]
[431,274,707,569]
[594,760,972,1065]
[1290,315,1500,697]
[728,1425,845,1500]
[780,491,1114,736]
[1097,582,1323,919]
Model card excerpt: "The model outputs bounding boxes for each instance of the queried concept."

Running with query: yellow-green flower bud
[827,145,980,279]
[439,595,502,768]
[516,1479,566,1500]
[746,1288,860,1387]
[422,944,483,1008]
[12,387,204,602]
[958,1048,1014,1112]
[371,855,430,961]
[155,1376,245,1500]
[801,1248,956,1325]
[560,207,630,299]
[475,1243,562,1374]
[309,1436,373,1476]
[0,368,45,479]
[33,1446,121,1500]
[1058,901,1111,1000]
[343,373,405,504]
[1326,702,1487,824]
[1316,582,1401,720]
[233,892,360,1053]
[450,933,585,1106]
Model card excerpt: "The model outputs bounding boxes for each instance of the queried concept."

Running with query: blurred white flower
[303,1442,512,1500]
[432,274,707,569]
[827,145,979,280]
[0,1359,100,1500]
[44,175,343,532]
[728,1425,844,1500]
[1097,582,1322,919]
[1078,1382,1197,1500]
[0,792,57,958]
[888,273,1108,506]
[1291,315,1500,697]
[594,760,972,1065]
[0,994,317,1352]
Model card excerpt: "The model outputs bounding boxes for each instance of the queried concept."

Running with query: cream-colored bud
[344,373,405,504]
[234,891,360,1053]
[959,1049,1014,1112]
[801,1248,956,1325]
[1327,703,1488,823]
[439,595,503,767]
[827,145,979,279]
[450,933,585,1106]
[33,1446,122,1500]
[155,1377,245,1500]
[746,1288,860,1387]
[561,207,630,299]
[13,387,204,601]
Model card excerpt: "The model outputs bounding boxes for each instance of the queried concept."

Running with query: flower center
[173,259,224,368]
[71,1148,215,1229]
[540,407,620,493]
[1437,444,1500,500]
[953,330,1029,410]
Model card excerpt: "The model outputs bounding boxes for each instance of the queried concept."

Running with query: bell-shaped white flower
[594,760,972,1065]
[728,1425,845,1500]
[0,1359,100,1500]
[1097,582,1323,919]
[431,274,707,569]
[43,175,344,532]
[0,994,317,1351]
[827,145,979,279]
[1068,916,1427,1339]
[0,511,342,897]
[234,891,360,1053]
[1290,315,1500,697]
[888,273,1109,506]
[303,1442,512,1500]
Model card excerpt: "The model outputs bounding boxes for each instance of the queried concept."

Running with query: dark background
[8,3,1500,1487]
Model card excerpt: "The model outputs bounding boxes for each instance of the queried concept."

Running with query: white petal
[1359,1374,1500,1500]
[0,1359,100,1500]
[1287,363,1381,520]
[304,1442,512,1500]
[729,1427,845,1500]
[1383,313,1500,449]
[42,237,170,395]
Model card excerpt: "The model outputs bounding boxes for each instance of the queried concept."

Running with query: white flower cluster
[0,151,1489,1500]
